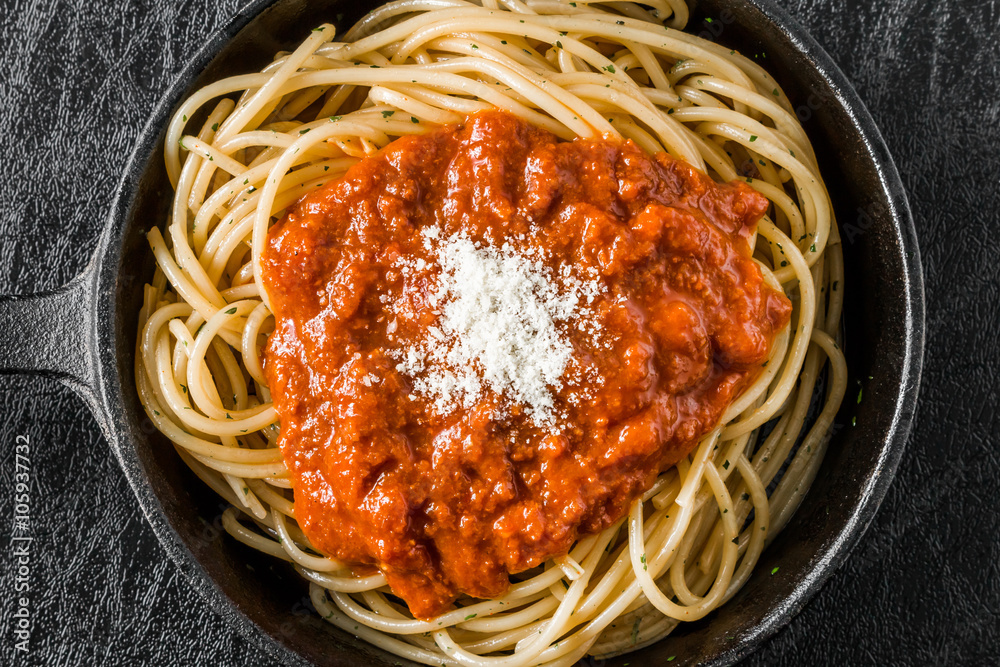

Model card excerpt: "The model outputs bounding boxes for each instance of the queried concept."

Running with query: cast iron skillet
[0,0,924,664]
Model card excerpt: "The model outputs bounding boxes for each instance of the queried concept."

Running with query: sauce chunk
[262,111,790,619]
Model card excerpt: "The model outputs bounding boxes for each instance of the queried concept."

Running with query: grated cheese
[392,228,602,428]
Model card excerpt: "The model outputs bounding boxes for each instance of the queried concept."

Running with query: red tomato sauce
[261,110,790,619]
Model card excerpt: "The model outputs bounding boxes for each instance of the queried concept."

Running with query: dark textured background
[0,0,997,664]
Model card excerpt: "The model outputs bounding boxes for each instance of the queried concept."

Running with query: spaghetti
[135,0,848,664]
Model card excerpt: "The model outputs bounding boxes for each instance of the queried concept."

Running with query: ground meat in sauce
[261,110,791,620]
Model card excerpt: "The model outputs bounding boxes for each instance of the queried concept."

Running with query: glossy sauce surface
[262,111,790,619]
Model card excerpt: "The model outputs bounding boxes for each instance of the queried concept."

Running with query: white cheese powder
[392,228,602,428]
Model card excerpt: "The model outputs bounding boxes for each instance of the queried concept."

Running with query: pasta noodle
[134,0,847,663]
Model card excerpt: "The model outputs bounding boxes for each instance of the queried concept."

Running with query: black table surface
[1,0,997,665]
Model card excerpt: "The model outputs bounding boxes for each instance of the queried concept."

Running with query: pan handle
[0,260,101,408]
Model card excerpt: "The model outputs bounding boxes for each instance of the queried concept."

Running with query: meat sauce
[261,110,791,619]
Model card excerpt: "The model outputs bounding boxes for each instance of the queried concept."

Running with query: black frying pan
[0,0,924,664]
